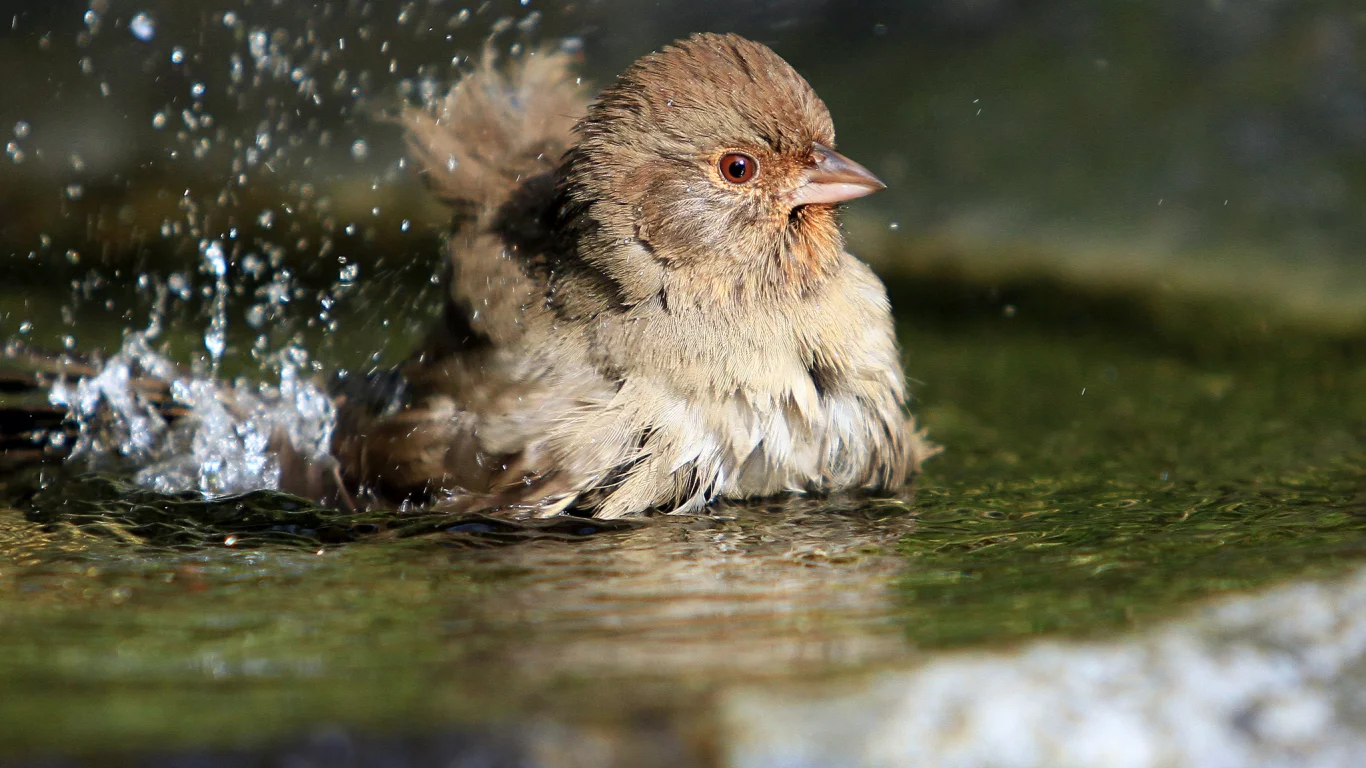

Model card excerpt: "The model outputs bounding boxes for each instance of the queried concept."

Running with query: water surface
[3,269,1364,766]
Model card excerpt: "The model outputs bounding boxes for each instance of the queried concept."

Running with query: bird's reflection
[458,496,921,681]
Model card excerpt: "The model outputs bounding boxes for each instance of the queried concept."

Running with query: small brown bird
[332,33,934,518]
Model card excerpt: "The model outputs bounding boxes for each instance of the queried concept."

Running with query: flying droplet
[129,12,155,42]
[248,30,268,61]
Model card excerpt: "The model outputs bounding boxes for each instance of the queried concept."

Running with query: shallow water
[3,269,1365,765]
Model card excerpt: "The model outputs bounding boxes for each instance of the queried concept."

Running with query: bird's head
[559,33,885,300]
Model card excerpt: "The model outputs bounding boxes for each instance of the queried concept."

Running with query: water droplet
[170,47,185,64]
[18,321,32,334]
[257,209,274,228]
[167,273,191,300]
[350,139,368,161]
[888,222,900,230]
[517,10,541,32]
[400,220,410,232]
[5,142,23,164]
[65,184,84,200]
[204,329,226,360]
[69,154,85,172]
[339,263,359,282]
[222,11,238,27]
[201,240,227,276]
[248,30,268,61]
[152,111,167,129]
[241,253,264,277]
[245,305,268,328]
[190,82,206,99]
[129,12,155,42]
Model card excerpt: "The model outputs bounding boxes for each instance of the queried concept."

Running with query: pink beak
[786,143,887,207]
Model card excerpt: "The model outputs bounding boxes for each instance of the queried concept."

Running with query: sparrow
[331,33,935,519]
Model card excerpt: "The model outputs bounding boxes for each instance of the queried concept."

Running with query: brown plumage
[332,33,936,518]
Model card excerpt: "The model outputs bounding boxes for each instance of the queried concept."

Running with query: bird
[329,32,936,519]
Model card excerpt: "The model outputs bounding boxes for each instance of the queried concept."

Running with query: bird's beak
[786,143,887,207]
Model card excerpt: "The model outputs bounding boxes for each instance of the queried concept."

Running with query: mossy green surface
[888,267,1366,645]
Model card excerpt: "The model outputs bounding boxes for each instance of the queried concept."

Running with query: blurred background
[1,0,1364,354]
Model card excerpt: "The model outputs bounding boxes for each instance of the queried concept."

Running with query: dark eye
[719,152,758,184]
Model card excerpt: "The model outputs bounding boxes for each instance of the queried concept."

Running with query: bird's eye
[718,152,758,184]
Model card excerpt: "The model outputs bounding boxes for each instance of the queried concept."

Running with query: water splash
[136,344,336,496]
[199,238,229,374]
[24,0,555,503]
[49,322,336,498]
[48,332,173,462]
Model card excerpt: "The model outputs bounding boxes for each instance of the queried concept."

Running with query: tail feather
[404,46,588,218]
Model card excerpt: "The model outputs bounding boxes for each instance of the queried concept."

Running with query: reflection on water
[0,487,921,765]
[485,498,918,680]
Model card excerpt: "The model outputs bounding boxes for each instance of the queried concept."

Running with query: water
[4,2,1366,766]
[4,271,1365,764]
